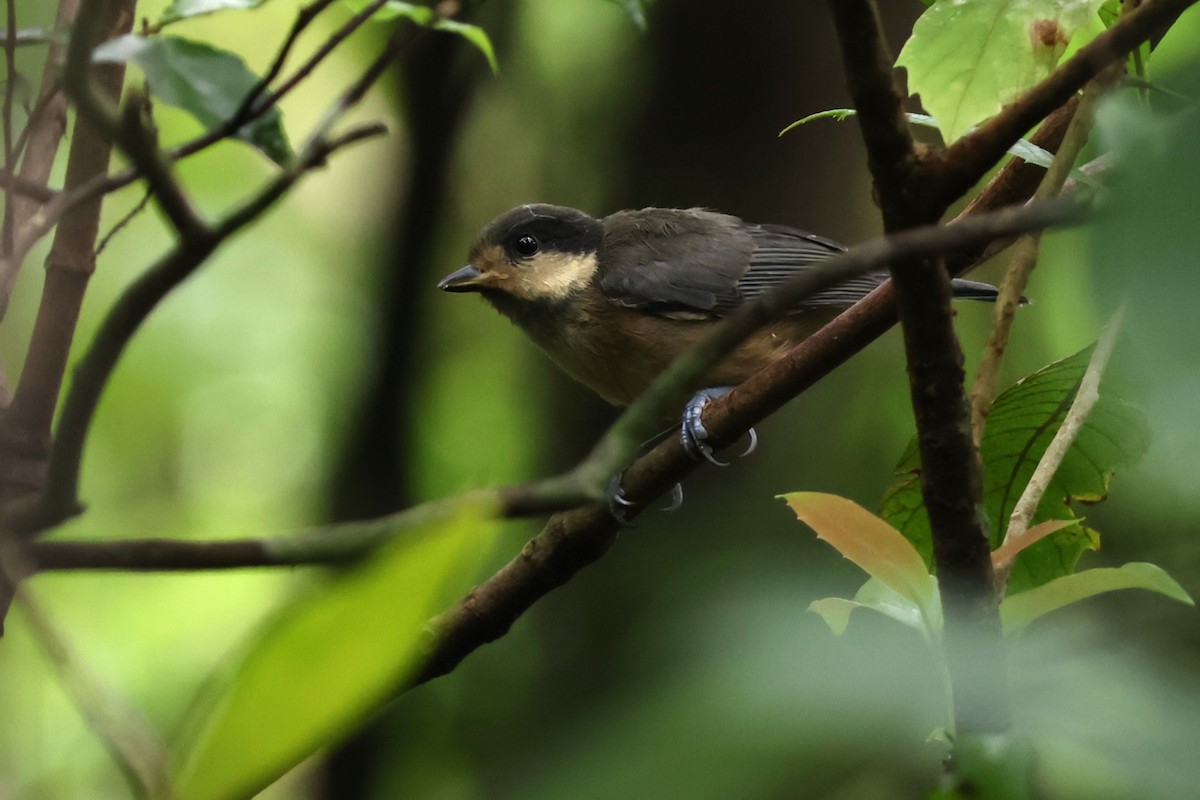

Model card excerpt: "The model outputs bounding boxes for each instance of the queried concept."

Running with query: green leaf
[809,577,940,639]
[344,0,499,73]
[605,0,651,29]
[1000,563,1194,635]
[174,502,496,800]
[781,493,934,611]
[881,346,1150,594]
[896,0,1107,143]
[93,35,292,165]
[159,0,268,25]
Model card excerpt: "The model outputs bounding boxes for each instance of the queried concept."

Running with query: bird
[439,204,1002,466]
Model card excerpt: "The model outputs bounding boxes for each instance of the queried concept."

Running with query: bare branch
[0,0,134,509]
[0,0,79,322]
[970,75,1115,442]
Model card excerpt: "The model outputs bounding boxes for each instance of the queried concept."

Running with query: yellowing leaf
[1000,563,1194,635]
[781,492,933,608]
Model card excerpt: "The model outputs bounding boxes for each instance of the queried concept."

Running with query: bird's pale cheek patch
[518,252,599,300]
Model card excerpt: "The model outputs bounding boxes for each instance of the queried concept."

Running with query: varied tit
[439,204,1001,463]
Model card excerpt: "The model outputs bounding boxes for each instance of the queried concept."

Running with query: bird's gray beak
[438,264,487,292]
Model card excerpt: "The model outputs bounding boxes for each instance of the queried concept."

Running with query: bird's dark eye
[513,234,540,257]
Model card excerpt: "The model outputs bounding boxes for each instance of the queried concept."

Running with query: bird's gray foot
[681,387,757,464]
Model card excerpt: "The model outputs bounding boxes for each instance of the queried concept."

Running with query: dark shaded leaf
[94,34,292,165]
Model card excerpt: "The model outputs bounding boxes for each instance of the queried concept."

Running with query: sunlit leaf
[1000,563,1194,634]
[159,0,268,25]
[896,0,1107,143]
[781,493,934,610]
[93,35,292,165]
[174,502,496,800]
[344,0,499,73]
[882,346,1149,594]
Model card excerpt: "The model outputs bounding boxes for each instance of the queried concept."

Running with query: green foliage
[881,346,1149,594]
[1001,563,1193,635]
[896,0,1106,143]
[159,0,269,25]
[93,34,292,165]
[173,503,496,800]
[344,0,499,73]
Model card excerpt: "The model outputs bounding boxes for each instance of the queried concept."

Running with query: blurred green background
[0,0,1198,797]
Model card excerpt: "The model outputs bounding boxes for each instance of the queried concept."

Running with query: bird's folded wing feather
[599,211,872,317]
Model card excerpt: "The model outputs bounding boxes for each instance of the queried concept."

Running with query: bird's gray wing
[732,223,871,311]
[598,209,754,317]
[739,224,1001,308]
[599,213,995,318]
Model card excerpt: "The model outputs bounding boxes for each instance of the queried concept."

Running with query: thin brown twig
[969,76,1114,443]
[0,0,134,506]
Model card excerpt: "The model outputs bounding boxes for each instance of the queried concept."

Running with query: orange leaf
[780,492,933,607]
[991,519,1079,568]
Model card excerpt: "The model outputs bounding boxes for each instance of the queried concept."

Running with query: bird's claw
[681,387,758,464]
[606,476,685,522]
[606,474,638,527]
[662,483,684,512]
[742,426,758,457]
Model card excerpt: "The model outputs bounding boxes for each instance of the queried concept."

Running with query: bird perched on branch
[439,204,1001,464]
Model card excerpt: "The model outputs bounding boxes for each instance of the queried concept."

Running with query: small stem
[970,73,1113,444]
[993,309,1124,588]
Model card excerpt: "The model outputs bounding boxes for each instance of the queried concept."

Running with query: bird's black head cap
[474,204,603,263]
